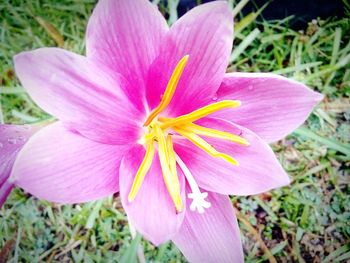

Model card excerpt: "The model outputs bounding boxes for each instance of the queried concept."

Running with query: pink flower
[11,0,323,262]
[0,124,41,206]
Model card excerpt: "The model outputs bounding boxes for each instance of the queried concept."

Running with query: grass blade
[294,127,350,157]
[120,233,142,263]
[230,28,260,63]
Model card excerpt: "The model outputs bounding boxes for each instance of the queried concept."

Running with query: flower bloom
[0,124,41,206]
[10,0,323,262]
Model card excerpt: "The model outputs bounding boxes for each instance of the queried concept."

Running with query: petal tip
[283,175,292,186]
[276,170,292,188]
[314,91,325,102]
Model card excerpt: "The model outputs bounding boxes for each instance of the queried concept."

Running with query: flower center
[128,55,249,213]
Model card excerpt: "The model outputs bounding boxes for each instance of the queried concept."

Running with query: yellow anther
[144,55,189,126]
[178,123,249,146]
[154,125,183,212]
[159,100,241,129]
[130,54,246,213]
[128,141,155,202]
[174,127,239,166]
[166,135,177,177]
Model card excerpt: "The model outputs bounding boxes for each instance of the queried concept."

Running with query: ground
[0,0,349,262]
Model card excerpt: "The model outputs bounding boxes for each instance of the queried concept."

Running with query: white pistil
[175,153,211,213]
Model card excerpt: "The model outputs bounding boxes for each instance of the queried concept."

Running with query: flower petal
[11,122,127,204]
[14,48,141,145]
[86,0,168,112]
[172,190,244,263]
[0,124,41,207]
[214,73,324,143]
[174,118,290,195]
[0,180,12,207]
[146,1,233,116]
[119,145,186,245]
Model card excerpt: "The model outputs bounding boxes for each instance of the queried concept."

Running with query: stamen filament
[178,123,249,146]
[138,131,155,145]
[154,125,183,212]
[128,141,155,202]
[144,55,189,126]
[159,100,241,129]
[174,127,239,166]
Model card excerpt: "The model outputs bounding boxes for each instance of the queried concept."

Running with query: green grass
[1,0,349,262]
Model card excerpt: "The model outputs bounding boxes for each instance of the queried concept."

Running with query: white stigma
[175,153,211,213]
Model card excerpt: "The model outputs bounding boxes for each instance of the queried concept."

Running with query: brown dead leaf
[258,192,272,201]
[35,16,64,47]
[0,239,15,263]
[322,98,350,114]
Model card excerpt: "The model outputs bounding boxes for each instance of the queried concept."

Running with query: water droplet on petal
[18,136,26,142]
[211,93,218,101]
[248,85,253,91]
[0,142,3,148]
[7,137,17,144]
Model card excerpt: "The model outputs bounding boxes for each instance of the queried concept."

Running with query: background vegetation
[0,0,349,262]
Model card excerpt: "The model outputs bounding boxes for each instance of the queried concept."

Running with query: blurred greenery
[0,0,349,262]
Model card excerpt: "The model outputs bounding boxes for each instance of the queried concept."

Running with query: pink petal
[172,190,244,263]
[0,180,12,207]
[11,122,127,204]
[0,124,41,207]
[86,0,168,113]
[174,117,290,195]
[119,145,186,246]
[14,48,141,145]
[214,73,324,143]
[146,1,233,116]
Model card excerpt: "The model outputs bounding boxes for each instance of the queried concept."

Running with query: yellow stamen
[154,125,183,212]
[129,55,247,214]
[159,100,241,129]
[144,55,189,126]
[128,141,155,202]
[166,135,177,177]
[174,127,239,166]
[142,131,155,142]
[178,123,249,146]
